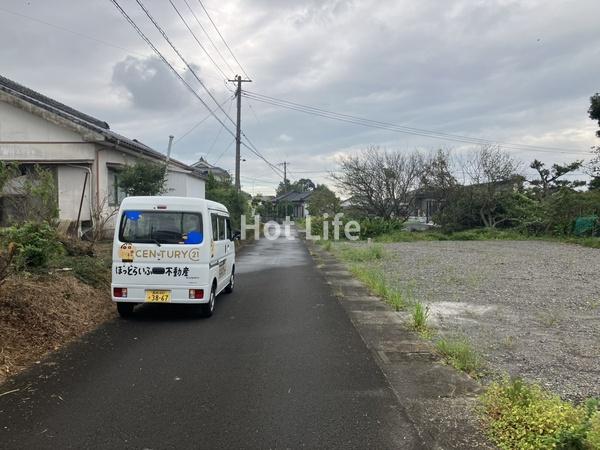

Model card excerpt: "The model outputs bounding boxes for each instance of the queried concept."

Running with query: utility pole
[165,135,174,165]
[278,161,289,193]
[228,75,252,191]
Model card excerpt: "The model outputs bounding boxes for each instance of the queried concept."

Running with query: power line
[196,0,250,79]
[110,0,281,178]
[135,0,236,128]
[243,91,590,156]
[109,0,236,139]
[213,138,236,164]
[240,131,284,177]
[168,0,229,80]
[206,99,234,157]
[181,0,236,76]
[174,94,234,145]
[135,1,282,178]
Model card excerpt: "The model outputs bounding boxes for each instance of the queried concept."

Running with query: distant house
[0,75,207,232]
[273,191,313,218]
[191,157,229,181]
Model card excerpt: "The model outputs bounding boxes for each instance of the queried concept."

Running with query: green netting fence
[573,216,599,237]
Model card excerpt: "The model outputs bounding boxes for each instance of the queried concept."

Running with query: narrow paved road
[0,229,422,449]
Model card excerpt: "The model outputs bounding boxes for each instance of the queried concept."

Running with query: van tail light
[189,289,204,299]
[113,287,127,298]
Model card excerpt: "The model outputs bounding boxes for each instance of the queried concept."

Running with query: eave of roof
[0,74,206,179]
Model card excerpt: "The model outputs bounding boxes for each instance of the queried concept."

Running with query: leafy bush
[68,256,111,288]
[588,412,600,448]
[2,222,63,270]
[481,378,600,450]
[1,164,59,224]
[205,174,250,230]
[358,217,405,238]
[118,160,167,196]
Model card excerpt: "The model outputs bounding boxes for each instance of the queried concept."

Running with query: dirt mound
[0,273,115,384]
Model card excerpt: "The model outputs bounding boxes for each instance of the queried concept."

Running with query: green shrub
[2,221,63,270]
[68,256,111,288]
[587,412,600,448]
[481,378,600,450]
[358,217,405,238]
[435,337,482,376]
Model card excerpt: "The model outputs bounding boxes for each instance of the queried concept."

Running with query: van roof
[120,196,229,213]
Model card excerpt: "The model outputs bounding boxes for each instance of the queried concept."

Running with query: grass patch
[481,377,600,450]
[349,265,405,311]
[335,243,385,262]
[371,227,600,249]
[435,337,482,377]
[411,302,430,333]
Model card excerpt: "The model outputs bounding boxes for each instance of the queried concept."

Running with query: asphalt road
[0,229,422,449]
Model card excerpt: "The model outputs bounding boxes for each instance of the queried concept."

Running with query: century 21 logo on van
[120,244,201,262]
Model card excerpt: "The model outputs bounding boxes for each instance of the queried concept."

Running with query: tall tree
[306,184,340,215]
[529,159,584,199]
[332,147,423,221]
[589,93,600,138]
[118,161,167,196]
[276,177,315,196]
[588,93,600,188]
[462,145,522,228]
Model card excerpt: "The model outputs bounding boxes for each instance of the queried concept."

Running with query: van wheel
[117,303,135,318]
[200,287,216,317]
[225,271,235,294]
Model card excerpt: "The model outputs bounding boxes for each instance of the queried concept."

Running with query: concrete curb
[305,239,494,449]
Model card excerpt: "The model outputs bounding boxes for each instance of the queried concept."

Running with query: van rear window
[119,211,203,245]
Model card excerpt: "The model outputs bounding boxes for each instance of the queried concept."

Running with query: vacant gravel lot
[349,240,600,401]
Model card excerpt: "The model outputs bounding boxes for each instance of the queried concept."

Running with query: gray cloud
[112,55,200,110]
[1,0,600,194]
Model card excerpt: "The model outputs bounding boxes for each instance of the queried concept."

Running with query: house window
[108,167,126,206]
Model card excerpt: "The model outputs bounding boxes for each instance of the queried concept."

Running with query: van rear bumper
[111,283,211,304]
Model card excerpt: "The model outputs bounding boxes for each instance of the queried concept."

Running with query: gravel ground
[349,240,600,402]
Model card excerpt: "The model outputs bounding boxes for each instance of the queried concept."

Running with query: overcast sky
[2,0,599,194]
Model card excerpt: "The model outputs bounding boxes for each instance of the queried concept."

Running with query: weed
[435,337,482,376]
[412,302,429,332]
[501,335,517,351]
[387,290,404,311]
[349,265,405,310]
[333,286,344,298]
[337,244,385,262]
[536,311,561,328]
[322,240,333,252]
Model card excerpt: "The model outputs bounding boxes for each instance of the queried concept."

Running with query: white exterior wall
[57,166,92,221]
[0,94,205,229]
[165,170,205,198]
[185,173,205,198]
[0,100,96,162]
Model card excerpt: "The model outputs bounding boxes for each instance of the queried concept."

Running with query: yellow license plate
[145,290,171,303]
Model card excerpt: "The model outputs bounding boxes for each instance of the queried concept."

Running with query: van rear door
[113,210,208,291]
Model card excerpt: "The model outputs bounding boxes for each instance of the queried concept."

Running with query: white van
[111,196,237,318]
